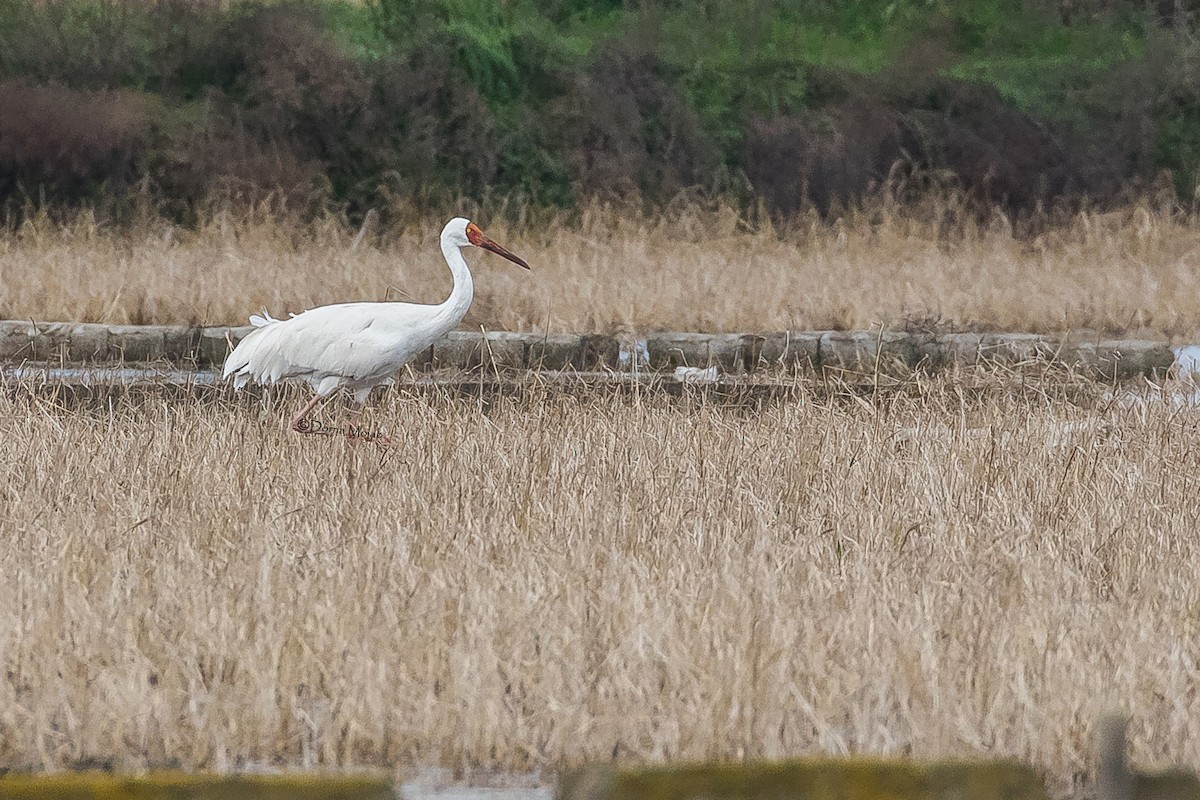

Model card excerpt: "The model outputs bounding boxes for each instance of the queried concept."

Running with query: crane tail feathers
[222,315,298,387]
[249,308,283,327]
[223,323,272,380]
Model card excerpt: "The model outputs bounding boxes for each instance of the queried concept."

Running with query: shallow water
[0,362,770,393]
[0,362,802,415]
[9,360,1200,414]
[399,779,551,800]
[404,790,550,800]
[2,363,222,386]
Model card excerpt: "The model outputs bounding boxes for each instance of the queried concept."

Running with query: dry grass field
[5,201,1200,338]
[1,375,1199,792]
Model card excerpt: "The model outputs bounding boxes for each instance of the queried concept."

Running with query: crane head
[443,217,531,270]
[465,221,531,270]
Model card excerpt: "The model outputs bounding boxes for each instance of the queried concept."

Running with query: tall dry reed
[3,201,1200,338]
[0,377,1197,795]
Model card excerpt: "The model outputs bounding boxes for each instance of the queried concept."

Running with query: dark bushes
[898,80,1086,212]
[743,92,903,215]
[553,44,718,200]
[210,4,381,205]
[741,70,1155,218]
[0,79,155,205]
[1,0,1199,221]
[0,0,155,89]
[192,5,499,210]
[0,1,501,217]
[366,47,498,202]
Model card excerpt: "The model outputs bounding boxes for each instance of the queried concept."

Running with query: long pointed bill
[477,236,531,270]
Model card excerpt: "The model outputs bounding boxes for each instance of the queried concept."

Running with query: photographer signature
[294,418,391,446]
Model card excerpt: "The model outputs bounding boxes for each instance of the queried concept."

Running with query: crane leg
[290,392,331,435]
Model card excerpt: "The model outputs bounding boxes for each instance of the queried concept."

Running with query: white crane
[223,217,530,443]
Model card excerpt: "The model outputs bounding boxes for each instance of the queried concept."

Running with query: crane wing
[223,302,442,391]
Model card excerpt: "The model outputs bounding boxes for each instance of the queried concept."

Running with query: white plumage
[247,309,286,328]
[223,217,530,439]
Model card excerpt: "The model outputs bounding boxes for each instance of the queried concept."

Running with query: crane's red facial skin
[465,222,531,270]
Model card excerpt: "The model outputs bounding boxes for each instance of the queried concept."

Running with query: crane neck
[434,237,474,328]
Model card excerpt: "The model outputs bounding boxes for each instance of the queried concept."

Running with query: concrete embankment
[0,320,1178,379]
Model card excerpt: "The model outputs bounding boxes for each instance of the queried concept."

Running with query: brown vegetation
[3,0,1196,219]
[0,80,156,205]
[3,201,1200,338]
[0,377,1198,792]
